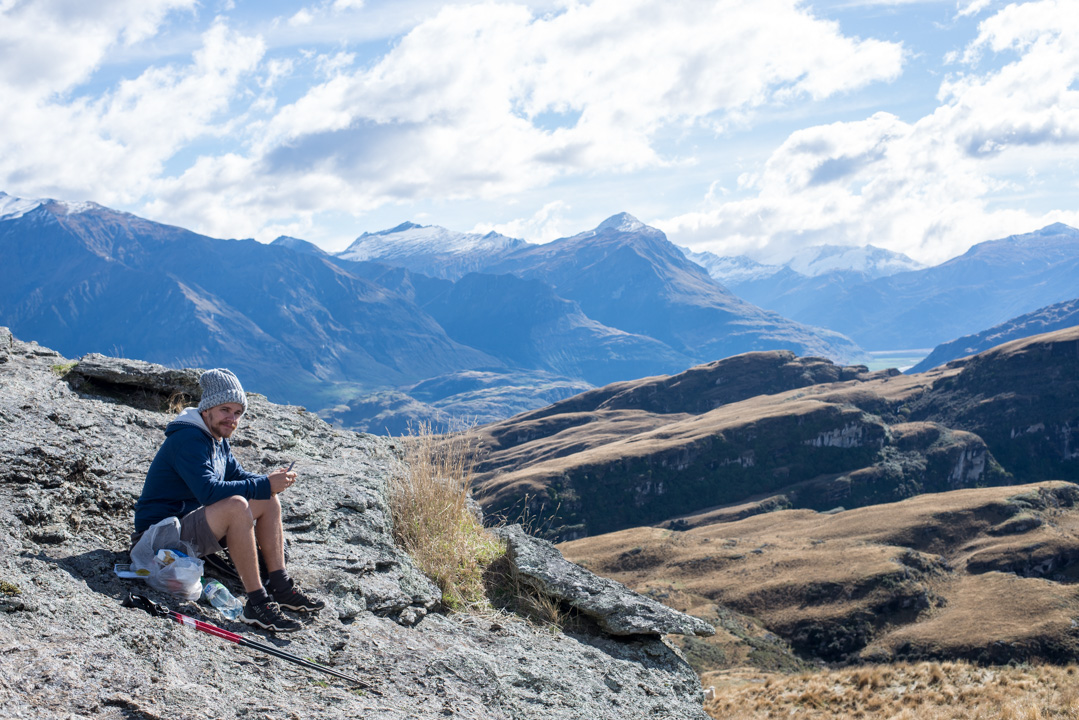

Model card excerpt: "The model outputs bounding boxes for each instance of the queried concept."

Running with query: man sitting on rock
[132,368,324,633]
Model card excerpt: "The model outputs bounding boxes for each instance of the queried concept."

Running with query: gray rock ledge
[497,524,716,637]
[71,353,202,397]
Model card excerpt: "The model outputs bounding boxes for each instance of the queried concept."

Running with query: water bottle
[203,579,243,620]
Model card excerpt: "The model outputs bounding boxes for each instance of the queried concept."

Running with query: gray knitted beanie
[198,368,248,413]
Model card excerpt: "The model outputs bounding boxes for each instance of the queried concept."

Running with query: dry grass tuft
[167,391,193,414]
[389,422,505,610]
[482,553,575,630]
[704,661,1079,720]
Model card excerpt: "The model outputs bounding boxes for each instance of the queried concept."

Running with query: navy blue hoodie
[133,407,271,533]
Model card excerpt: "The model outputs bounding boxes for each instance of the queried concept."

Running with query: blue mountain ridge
[0,194,863,431]
[714,223,1079,350]
[909,296,1079,373]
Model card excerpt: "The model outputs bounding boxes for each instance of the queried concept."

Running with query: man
[133,368,324,633]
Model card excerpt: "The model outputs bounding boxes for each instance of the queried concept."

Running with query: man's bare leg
[204,495,265,594]
[204,494,321,619]
[250,496,286,574]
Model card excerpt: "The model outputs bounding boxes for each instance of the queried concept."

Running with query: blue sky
[1,0,1076,264]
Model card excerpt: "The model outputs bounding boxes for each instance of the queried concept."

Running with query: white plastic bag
[130,517,204,601]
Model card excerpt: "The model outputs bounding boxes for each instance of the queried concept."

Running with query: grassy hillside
[700,661,1079,719]
[472,326,1079,541]
[560,481,1079,668]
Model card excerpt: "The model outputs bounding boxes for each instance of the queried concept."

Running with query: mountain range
[683,242,924,286]
[0,192,861,431]
[4,188,1078,431]
[693,224,1079,350]
[356,216,1079,362]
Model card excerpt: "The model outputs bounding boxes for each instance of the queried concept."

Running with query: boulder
[70,353,203,397]
[497,524,715,637]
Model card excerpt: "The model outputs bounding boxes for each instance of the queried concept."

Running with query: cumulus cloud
[145,0,903,240]
[473,200,574,243]
[0,8,263,207]
[0,0,196,95]
[664,0,1079,265]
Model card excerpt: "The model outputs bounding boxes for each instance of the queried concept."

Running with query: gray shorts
[130,506,225,558]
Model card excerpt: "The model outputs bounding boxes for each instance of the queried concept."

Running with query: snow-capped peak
[338,222,525,262]
[0,191,99,221]
[596,212,645,233]
[786,244,924,278]
[679,246,783,284]
[0,192,44,221]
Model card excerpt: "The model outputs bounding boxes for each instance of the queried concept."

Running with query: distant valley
[480,324,1079,668]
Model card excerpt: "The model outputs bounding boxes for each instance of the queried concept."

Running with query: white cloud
[0,17,263,207]
[472,200,574,243]
[289,9,314,26]
[152,0,902,241]
[315,52,357,78]
[259,57,295,90]
[956,0,993,18]
[664,0,1079,265]
[0,0,196,95]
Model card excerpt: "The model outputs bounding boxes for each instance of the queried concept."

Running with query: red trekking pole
[122,593,375,691]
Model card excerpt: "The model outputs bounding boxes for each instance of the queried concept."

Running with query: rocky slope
[0,328,710,720]
[471,326,1079,541]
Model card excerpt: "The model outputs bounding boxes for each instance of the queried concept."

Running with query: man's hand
[269,468,297,495]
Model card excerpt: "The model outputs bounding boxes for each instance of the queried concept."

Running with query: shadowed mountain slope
[484,213,864,364]
[400,270,695,385]
[0,197,497,406]
[909,297,1079,373]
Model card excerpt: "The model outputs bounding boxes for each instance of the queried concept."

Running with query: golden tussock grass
[703,662,1079,720]
[389,422,505,610]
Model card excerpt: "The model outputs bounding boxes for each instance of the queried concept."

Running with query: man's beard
[211,420,237,439]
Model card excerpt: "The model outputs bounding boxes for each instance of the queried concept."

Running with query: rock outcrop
[70,353,202,398]
[0,329,709,720]
[497,524,715,638]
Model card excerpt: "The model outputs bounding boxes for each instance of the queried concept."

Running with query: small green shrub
[50,361,77,377]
